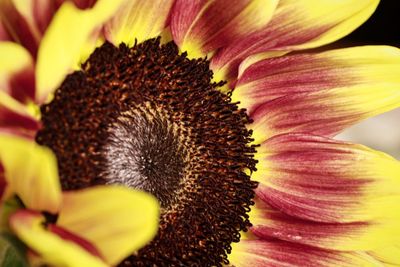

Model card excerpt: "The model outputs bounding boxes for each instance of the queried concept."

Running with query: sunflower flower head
[1,0,400,266]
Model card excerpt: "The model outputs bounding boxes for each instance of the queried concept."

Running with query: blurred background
[333,0,400,158]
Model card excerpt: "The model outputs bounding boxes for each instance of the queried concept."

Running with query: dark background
[343,0,400,45]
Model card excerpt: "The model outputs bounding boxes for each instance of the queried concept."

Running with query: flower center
[103,105,191,207]
[36,38,258,266]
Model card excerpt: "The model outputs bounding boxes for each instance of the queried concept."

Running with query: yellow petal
[0,134,61,213]
[57,186,159,265]
[369,245,400,265]
[35,0,126,103]
[0,41,31,78]
[9,210,108,267]
[104,0,174,46]
[0,91,32,117]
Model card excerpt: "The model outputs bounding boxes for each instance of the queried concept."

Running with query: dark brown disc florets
[36,38,258,266]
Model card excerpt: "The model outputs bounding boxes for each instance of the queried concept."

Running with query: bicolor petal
[253,133,400,223]
[242,46,400,142]
[211,0,379,81]
[0,0,42,56]
[249,133,400,251]
[0,42,35,103]
[35,0,125,103]
[234,46,400,114]
[104,0,174,47]
[0,91,40,138]
[57,186,159,265]
[250,197,400,251]
[9,210,108,267]
[229,239,381,267]
[0,134,61,213]
[170,0,278,58]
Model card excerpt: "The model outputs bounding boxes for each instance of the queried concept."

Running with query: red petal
[0,20,11,41]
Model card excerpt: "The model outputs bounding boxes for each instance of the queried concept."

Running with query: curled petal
[170,0,278,58]
[229,239,381,267]
[9,210,108,267]
[36,0,126,103]
[0,134,61,213]
[57,186,160,265]
[104,0,174,46]
[211,0,379,81]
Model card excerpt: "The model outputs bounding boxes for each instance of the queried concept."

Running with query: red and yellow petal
[0,134,61,213]
[234,45,400,115]
[0,0,42,56]
[0,91,40,138]
[57,186,159,266]
[170,0,278,58]
[229,239,381,267]
[104,0,174,47]
[0,42,35,103]
[253,133,400,223]
[238,46,400,142]
[35,0,126,104]
[9,210,108,267]
[211,0,379,82]
[250,197,400,252]
[248,133,400,251]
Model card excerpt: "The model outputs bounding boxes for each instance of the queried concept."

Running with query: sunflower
[1,0,400,266]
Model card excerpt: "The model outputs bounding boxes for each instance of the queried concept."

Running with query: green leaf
[0,233,28,267]
[0,196,24,231]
